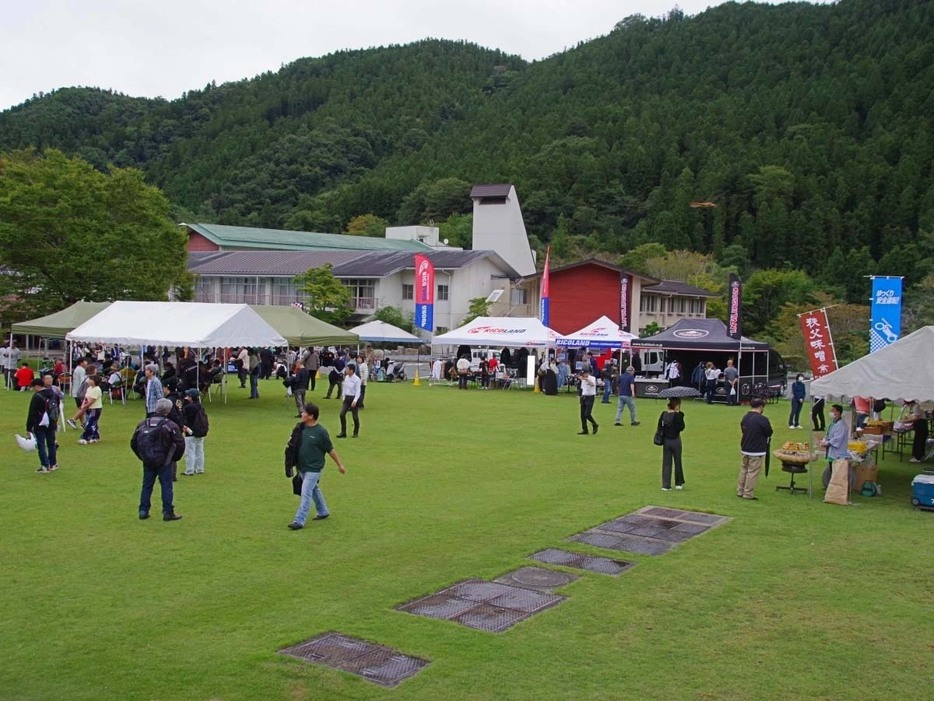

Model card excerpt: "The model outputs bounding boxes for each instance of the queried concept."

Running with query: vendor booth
[249,305,357,347]
[349,320,421,345]
[631,319,786,401]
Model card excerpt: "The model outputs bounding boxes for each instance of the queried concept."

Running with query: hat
[185,388,200,399]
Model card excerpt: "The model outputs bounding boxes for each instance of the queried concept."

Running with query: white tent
[555,315,638,349]
[349,320,421,344]
[811,325,934,402]
[66,302,287,348]
[431,317,562,348]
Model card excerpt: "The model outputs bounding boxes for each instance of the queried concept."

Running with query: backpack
[44,394,60,423]
[135,418,169,468]
[191,405,209,437]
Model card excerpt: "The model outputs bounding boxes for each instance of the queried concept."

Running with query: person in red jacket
[14,362,34,391]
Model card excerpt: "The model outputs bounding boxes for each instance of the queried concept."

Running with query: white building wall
[471,186,536,277]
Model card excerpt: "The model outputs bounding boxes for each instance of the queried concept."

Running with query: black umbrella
[657,386,703,399]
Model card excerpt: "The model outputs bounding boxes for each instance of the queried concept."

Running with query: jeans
[789,398,803,427]
[340,397,360,436]
[140,463,174,515]
[579,395,597,432]
[705,380,717,403]
[293,389,306,414]
[184,436,205,473]
[81,409,101,441]
[249,373,259,398]
[293,470,328,525]
[34,425,58,468]
[661,437,684,488]
[615,395,637,424]
[602,381,613,403]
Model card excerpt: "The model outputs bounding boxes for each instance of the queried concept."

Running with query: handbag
[653,429,665,446]
[292,473,303,496]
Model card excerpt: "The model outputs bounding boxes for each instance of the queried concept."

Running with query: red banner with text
[799,309,838,378]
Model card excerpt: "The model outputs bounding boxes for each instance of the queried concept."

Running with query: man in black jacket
[291,365,309,417]
[131,398,185,521]
[738,398,773,500]
[26,377,60,474]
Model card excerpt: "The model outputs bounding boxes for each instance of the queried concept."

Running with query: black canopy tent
[632,319,786,402]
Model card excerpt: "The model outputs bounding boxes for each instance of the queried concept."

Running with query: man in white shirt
[355,354,369,409]
[0,343,9,388]
[71,358,88,409]
[336,364,362,438]
[456,356,471,390]
[578,367,599,435]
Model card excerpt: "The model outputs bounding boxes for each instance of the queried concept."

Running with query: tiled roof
[643,280,719,297]
[184,223,433,252]
[187,249,513,278]
[530,258,660,284]
[470,184,512,198]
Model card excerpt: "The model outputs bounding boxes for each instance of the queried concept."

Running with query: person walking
[144,363,163,418]
[337,363,362,438]
[180,388,209,475]
[614,365,640,426]
[248,350,261,399]
[789,374,806,428]
[657,398,686,490]
[577,367,599,435]
[78,375,103,444]
[284,402,347,530]
[26,377,60,473]
[291,364,309,417]
[303,347,320,392]
[355,354,368,408]
[131,398,185,521]
[738,398,773,500]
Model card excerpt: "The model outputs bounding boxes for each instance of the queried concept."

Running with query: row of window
[639,295,705,314]
[402,284,450,301]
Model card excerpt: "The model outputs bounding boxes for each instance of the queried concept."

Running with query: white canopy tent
[555,315,638,349]
[431,317,563,349]
[811,326,934,402]
[349,320,421,344]
[67,302,288,404]
[66,302,287,348]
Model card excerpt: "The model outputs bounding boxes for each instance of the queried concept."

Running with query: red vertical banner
[799,309,838,377]
[414,254,434,332]
[619,273,631,332]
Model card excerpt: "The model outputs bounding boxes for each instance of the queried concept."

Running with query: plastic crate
[911,474,934,510]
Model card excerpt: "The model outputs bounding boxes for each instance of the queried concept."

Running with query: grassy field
[1,378,931,701]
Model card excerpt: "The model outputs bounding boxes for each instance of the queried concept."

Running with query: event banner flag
[414,254,434,332]
[799,308,838,378]
[619,273,632,332]
[540,246,550,327]
[727,273,743,340]
[869,276,902,352]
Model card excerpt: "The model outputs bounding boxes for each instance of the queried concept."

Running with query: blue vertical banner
[870,276,903,352]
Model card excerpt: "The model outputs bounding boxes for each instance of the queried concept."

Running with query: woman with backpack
[181,388,209,475]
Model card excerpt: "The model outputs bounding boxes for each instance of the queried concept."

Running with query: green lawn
[1,379,931,701]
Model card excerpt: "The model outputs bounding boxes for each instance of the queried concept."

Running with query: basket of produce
[772,441,814,466]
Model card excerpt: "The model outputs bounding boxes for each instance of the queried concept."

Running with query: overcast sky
[0,0,835,111]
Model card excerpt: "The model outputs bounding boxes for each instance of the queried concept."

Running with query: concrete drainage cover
[529,548,636,576]
[570,531,674,556]
[279,632,428,688]
[570,507,729,556]
[494,566,578,591]
[639,506,729,526]
[396,578,565,633]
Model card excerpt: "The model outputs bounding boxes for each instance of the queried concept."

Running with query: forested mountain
[2,0,932,299]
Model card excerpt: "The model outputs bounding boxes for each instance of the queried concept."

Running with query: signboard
[727,273,742,340]
[870,276,902,352]
[414,254,434,332]
[799,309,838,378]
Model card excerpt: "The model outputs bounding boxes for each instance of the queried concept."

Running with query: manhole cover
[495,566,577,591]
[487,587,563,614]
[279,633,428,688]
[529,549,636,576]
[639,506,728,526]
[396,593,479,620]
[453,603,530,633]
[568,532,624,550]
[446,579,518,603]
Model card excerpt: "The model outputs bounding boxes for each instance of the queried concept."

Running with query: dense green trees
[0,149,189,323]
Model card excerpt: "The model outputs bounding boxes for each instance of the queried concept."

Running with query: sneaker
[88,439,99,443]
[36,466,50,474]
[675,485,683,490]
[661,487,671,491]
[743,496,759,501]
[593,425,599,435]
[909,458,922,464]
[614,422,622,426]
[48,464,60,472]
[182,471,195,476]
[794,425,802,429]
[139,511,150,520]
[788,426,795,430]
[78,439,88,445]
[336,433,347,438]
[631,421,640,426]
[163,512,182,522]
[288,521,304,530]
[578,431,589,435]
[66,419,78,429]
[313,514,330,520]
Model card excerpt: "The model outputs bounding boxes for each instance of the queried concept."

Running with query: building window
[195,277,214,303]
[437,284,449,301]
[670,298,686,314]
[510,288,528,305]
[402,283,414,300]
[689,299,705,314]
[271,277,296,305]
[343,278,377,310]
[640,295,657,313]
[436,326,448,335]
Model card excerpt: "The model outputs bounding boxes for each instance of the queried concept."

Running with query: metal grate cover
[396,593,479,620]
[495,566,578,591]
[487,587,563,613]
[452,603,529,633]
[446,579,518,603]
[279,632,428,688]
[639,506,729,526]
